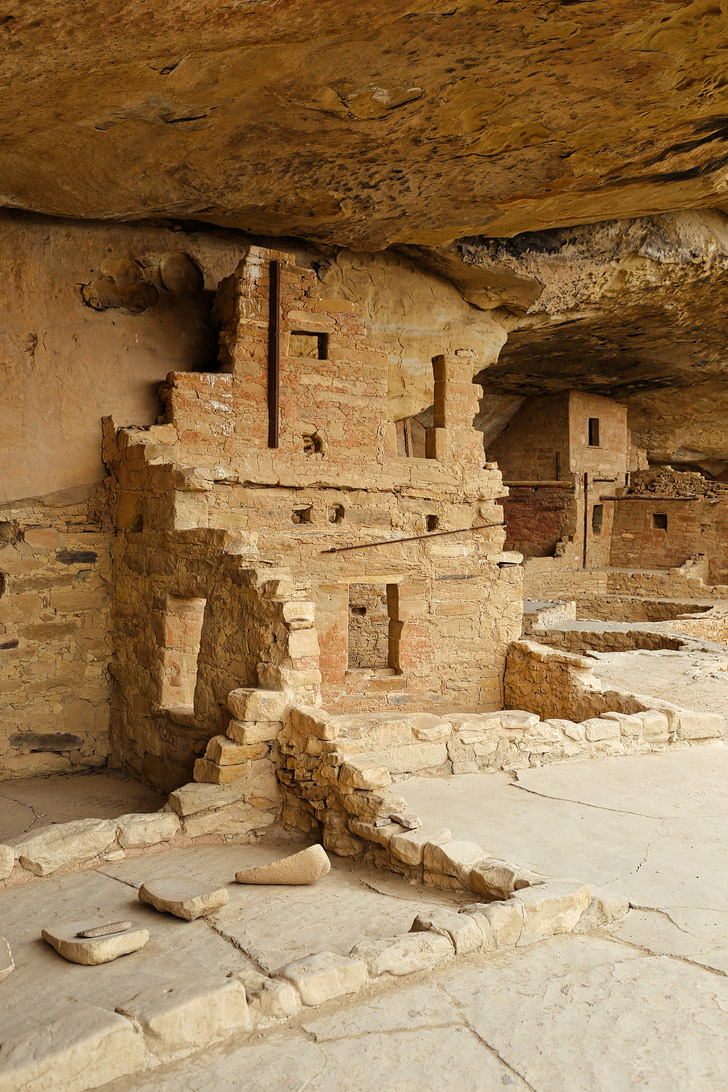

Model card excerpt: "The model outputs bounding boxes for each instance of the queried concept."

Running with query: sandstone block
[0,845,14,879]
[422,839,488,885]
[0,1004,144,1092]
[463,901,524,948]
[117,811,179,849]
[117,976,249,1062]
[235,843,330,885]
[350,932,453,977]
[15,818,119,876]
[676,711,724,739]
[282,600,315,625]
[276,951,368,1005]
[409,713,452,741]
[182,799,274,839]
[227,718,280,744]
[339,791,407,822]
[287,628,320,659]
[0,936,14,981]
[347,818,399,847]
[227,688,290,722]
[470,859,544,899]
[231,970,299,1024]
[374,741,448,775]
[390,824,452,866]
[204,735,252,765]
[512,882,591,940]
[168,781,246,816]
[193,757,251,784]
[410,908,482,954]
[139,877,228,920]
[42,920,149,965]
[339,757,391,791]
[289,705,338,740]
[583,718,620,742]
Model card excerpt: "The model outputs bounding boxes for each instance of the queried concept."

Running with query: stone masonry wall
[106,246,523,788]
[0,487,112,778]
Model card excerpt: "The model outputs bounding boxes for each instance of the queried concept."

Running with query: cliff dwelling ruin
[2,5,728,1091]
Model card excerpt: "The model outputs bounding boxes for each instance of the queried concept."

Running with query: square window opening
[653,513,668,531]
[289,331,328,359]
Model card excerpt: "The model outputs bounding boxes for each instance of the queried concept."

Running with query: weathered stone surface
[462,901,524,949]
[351,933,453,977]
[227,719,281,745]
[390,825,452,867]
[168,781,246,816]
[0,845,14,879]
[0,1004,144,1092]
[116,976,249,1062]
[139,877,229,920]
[76,921,131,938]
[276,951,368,1006]
[513,882,592,941]
[411,908,482,955]
[470,859,544,900]
[193,757,251,784]
[339,758,391,791]
[231,969,299,1024]
[0,936,14,982]
[422,839,488,886]
[117,811,179,849]
[227,688,290,722]
[42,919,149,965]
[14,818,119,876]
[235,844,330,886]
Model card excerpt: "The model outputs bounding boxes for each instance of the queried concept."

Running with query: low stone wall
[504,639,726,746]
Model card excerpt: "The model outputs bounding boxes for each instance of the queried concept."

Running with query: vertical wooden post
[582,471,589,569]
[267,259,280,449]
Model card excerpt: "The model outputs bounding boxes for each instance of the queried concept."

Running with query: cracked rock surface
[102,933,728,1092]
[401,747,728,977]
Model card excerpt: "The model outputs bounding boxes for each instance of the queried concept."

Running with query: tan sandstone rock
[116,976,249,1062]
[42,920,149,965]
[139,877,229,920]
[0,936,14,981]
[276,951,368,1006]
[0,845,14,880]
[14,818,119,876]
[235,843,330,885]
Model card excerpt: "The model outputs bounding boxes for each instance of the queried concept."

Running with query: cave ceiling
[6,1,728,462]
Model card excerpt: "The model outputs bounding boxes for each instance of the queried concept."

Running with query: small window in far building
[588,418,600,447]
[591,504,604,535]
[653,513,668,531]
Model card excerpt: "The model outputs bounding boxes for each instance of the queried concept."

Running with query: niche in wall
[348,583,396,670]
[159,595,206,712]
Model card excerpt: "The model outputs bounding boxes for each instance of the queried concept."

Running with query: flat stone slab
[139,877,229,920]
[235,844,331,886]
[42,919,149,965]
[0,935,14,981]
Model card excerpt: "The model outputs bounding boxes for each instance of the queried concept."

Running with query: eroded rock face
[6,2,728,246]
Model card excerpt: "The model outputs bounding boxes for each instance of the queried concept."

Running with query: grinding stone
[42,920,149,965]
[138,877,229,920]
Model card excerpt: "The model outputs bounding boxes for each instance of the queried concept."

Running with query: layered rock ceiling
[5,0,728,465]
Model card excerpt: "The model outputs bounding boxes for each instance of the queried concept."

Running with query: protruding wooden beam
[267,259,280,448]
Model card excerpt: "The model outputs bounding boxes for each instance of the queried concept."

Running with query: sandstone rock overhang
[5,1,728,246]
